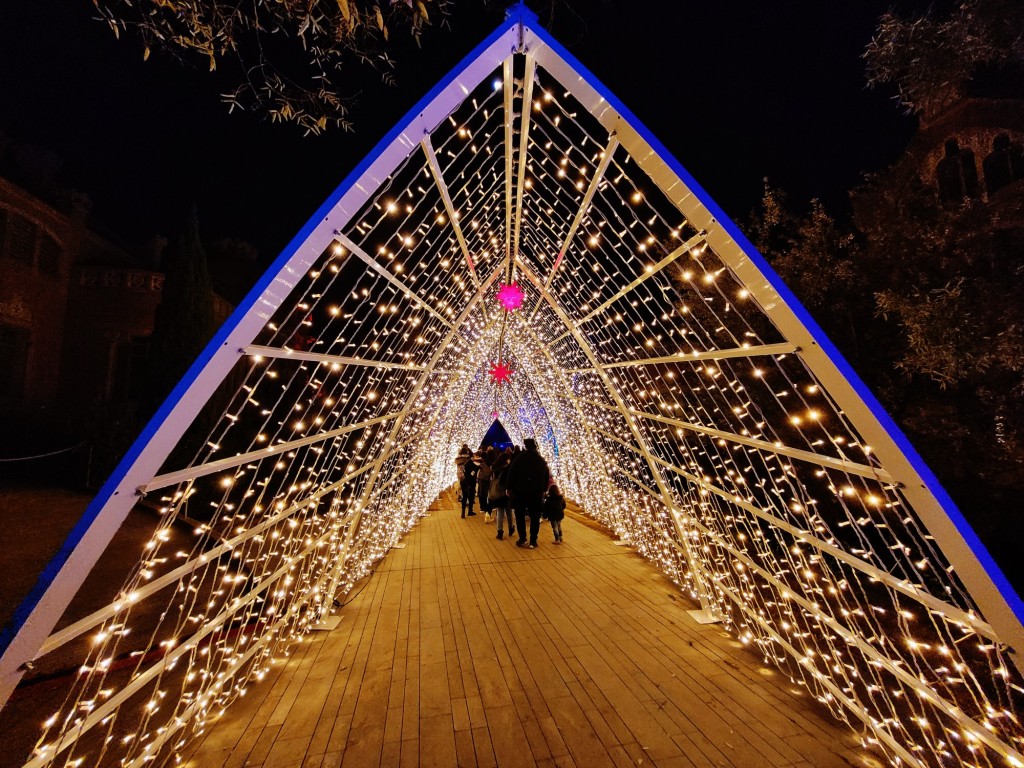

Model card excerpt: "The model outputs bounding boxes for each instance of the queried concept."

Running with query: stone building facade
[909,97,1024,208]
[0,176,231,442]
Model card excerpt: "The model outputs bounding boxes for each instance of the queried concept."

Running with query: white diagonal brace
[244,345,427,372]
[524,24,1024,670]
[690,516,1021,765]
[23,533,328,768]
[34,432,424,659]
[503,56,515,274]
[709,568,927,768]
[499,311,626,531]
[323,264,505,597]
[335,232,454,330]
[421,135,481,288]
[565,342,797,373]
[0,16,526,712]
[526,133,621,322]
[577,396,893,484]
[143,406,424,493]
[120,582,305,768]
[544,134,619,289]
[516,261,718,612]
[589,422,996,642]
[551,231,705,345]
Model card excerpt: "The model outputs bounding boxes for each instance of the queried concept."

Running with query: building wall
[0,176,233,440]
[908,98,1024,206]
[59,264,164,414]
[0,178,78,414]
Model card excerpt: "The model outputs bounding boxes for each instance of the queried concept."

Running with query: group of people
[454,438,566,548]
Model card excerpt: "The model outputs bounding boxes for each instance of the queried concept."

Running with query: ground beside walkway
[0,486,196,767]
[181,490,872,768]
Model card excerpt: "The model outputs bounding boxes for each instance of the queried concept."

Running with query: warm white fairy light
[14,45,1024,768]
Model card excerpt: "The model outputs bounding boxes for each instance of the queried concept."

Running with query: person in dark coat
[489,453,514,540]
[455,444,478,518]
[505,438,550,548]
[476,448,494,521]
[543,482,566,544]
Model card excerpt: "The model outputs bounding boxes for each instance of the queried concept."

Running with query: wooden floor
[181,490,873,768]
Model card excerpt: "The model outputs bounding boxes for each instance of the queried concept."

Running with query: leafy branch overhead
[864,0,1024,116]
[93,0,451,134]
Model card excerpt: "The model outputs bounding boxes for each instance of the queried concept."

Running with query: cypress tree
[144,204,217,416]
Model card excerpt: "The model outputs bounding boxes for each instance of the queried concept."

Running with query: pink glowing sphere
[496,282,525,311]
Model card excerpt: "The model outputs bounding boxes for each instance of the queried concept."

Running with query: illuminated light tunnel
[3,7,1024,767]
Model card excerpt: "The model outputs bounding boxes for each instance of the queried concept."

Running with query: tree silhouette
[145,205,217,415]
[864,0,1024,116]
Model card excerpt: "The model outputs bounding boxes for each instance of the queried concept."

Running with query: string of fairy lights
[11,45,1024,768]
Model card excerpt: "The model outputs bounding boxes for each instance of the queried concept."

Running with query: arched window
[936,137,980,206]
[983,133,1024,196]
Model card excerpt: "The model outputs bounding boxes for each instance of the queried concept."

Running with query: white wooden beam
[577,395,894,483]
[565,342,798,373]
[518,20,1024,670]
[421,135,482,289]
[244,344,428,371]
[549,231,705,345]
[589,422,996,642]
[334,233,454,329]
[509,54,537,283]
[516,260,719,613]
[544,134,619,290]
[503,57,515,276]
[321,264,505,599]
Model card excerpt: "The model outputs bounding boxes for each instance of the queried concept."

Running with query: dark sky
[1,1,928,261]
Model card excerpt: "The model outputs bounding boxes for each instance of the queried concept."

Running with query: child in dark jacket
[543,483,566,544]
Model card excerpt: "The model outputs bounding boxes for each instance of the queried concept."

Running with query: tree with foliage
[749,0,1024,562]
[145,205,218,415]
[94,0,452,135]
[864,0,1024,116]
[746,183,869,361]
[852,156,1024,492]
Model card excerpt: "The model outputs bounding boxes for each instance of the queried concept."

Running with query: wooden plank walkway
[181,490,874,768]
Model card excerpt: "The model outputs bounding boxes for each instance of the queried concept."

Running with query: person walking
[455,444,478,518]
[477,448,494,522]
[505,438,550,549]
[489,453,515,540]
[543,482,566,544]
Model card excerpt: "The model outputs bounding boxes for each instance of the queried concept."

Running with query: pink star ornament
[489,361,514,385]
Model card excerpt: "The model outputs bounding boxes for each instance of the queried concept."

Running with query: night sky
[1,1,929,263]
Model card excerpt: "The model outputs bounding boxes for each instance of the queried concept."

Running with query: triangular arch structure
[4,7,1024,766]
